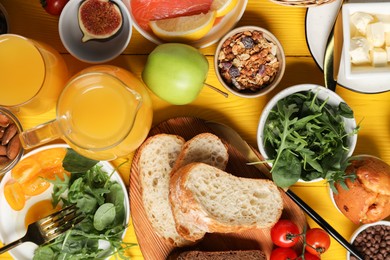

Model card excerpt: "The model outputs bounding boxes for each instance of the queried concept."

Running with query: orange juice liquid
[58,66,153,160]
[0,34,68,115]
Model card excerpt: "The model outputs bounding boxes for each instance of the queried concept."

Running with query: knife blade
[323,0,344,91]
[205,121,363,260]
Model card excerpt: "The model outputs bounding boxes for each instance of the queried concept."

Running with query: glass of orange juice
[0,34,69,115]
[19,65,153,161]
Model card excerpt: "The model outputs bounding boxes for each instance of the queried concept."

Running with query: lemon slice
[150,11,216,42]
[211,0,238,17]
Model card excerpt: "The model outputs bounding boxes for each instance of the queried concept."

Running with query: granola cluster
[217,30,280,92]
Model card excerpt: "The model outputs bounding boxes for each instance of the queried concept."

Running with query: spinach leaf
[63,149,99,173]
[94,203,116,231]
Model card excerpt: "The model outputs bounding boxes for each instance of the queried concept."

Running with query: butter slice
[366,22,385,47]
[350,36,371,65]
[350,12,375,35]
[370,47,388,67]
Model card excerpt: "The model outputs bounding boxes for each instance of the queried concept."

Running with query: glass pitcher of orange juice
[19,65,153,161]
[0,34,69,115]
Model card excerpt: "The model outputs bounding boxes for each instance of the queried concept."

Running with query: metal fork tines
[0,204,84,255]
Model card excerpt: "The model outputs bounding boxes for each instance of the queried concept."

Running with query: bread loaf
[138,134,192,246]
[333,155,390,224]
[170,163,283,242]
[168,250,266,260]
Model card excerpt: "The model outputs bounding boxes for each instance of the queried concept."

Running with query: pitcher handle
[19,120,62,150]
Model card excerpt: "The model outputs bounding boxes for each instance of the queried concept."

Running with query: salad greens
[262,91,359,192]
[33,149,135,260]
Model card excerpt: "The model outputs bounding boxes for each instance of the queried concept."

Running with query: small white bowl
[347,220,390,260]
[124,0,248,48]
[214,26,286,98]
[257,84,357,183]
[59,0,132,63]
[342,2,390,80]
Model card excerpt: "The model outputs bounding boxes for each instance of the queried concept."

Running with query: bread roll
[333,155,390,224]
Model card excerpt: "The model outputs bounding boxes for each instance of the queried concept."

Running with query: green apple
[142,43,209,105]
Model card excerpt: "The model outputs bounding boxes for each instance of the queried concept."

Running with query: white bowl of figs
[59,0,132,63]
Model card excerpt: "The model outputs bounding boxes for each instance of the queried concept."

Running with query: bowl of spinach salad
[257,84,358,190]
[0,143,134,260]
[34,146,133,260]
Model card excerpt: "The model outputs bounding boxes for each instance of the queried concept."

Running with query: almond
[7,135,21,160]
[0,113,10,128]
[0,145,7,156]
[2,123,17,145]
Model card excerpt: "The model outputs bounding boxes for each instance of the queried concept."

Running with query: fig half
[78,0,123,42]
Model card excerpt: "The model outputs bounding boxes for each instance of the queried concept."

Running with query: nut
[217,30,280,92]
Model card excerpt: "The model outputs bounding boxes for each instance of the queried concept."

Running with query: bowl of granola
[214,26,286,98]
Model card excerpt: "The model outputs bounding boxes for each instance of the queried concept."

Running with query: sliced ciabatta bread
[138,134,193,247]
[171,133,229,174]
[170,163,283,241]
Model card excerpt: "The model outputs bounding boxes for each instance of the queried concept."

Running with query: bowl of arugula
[0,144,134,260]
[257,84,359,190]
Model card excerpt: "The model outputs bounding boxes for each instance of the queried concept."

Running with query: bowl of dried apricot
[214,26,286,98]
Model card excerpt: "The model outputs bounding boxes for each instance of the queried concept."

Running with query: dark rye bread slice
[138,134,192,247]
[168,250,267,260]
[170,163,283,242]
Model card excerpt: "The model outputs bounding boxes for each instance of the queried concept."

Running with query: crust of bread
[170,163,283,241]
[333,156,390,224]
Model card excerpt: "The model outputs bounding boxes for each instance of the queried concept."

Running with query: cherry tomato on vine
[305,228,331,256]
[270,247,298,260]
[271,219,300,247]
[40,0,69,16]
[302,252,321,260]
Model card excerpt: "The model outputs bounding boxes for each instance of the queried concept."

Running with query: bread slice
[169,133,229,241]
[170,163,283,241]
[169,250,267,260]
[171,133,229,174]
[138,134,193,247]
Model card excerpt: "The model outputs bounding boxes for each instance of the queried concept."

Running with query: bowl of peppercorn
[348,220,390,260]
[214,26,286,98]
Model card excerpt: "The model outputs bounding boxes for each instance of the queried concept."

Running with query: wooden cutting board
[129,117,307,260]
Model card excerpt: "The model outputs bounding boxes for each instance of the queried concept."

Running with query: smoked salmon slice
[131,0,213,32]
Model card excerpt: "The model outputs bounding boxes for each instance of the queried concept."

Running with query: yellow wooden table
[1,0,390,259]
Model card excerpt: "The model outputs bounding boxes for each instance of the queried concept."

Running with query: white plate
[124,0,248,48]
[0,144,130,260]
[305,0,390,93]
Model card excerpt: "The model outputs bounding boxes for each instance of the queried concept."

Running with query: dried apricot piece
[40,166,69,181]
[24,199,61,228]
[20,176,50,196]
[11,157,41,183]
[4,180,26,211]
[34,148,67,170]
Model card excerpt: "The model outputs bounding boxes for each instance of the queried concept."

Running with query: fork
[0,204,84,254]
